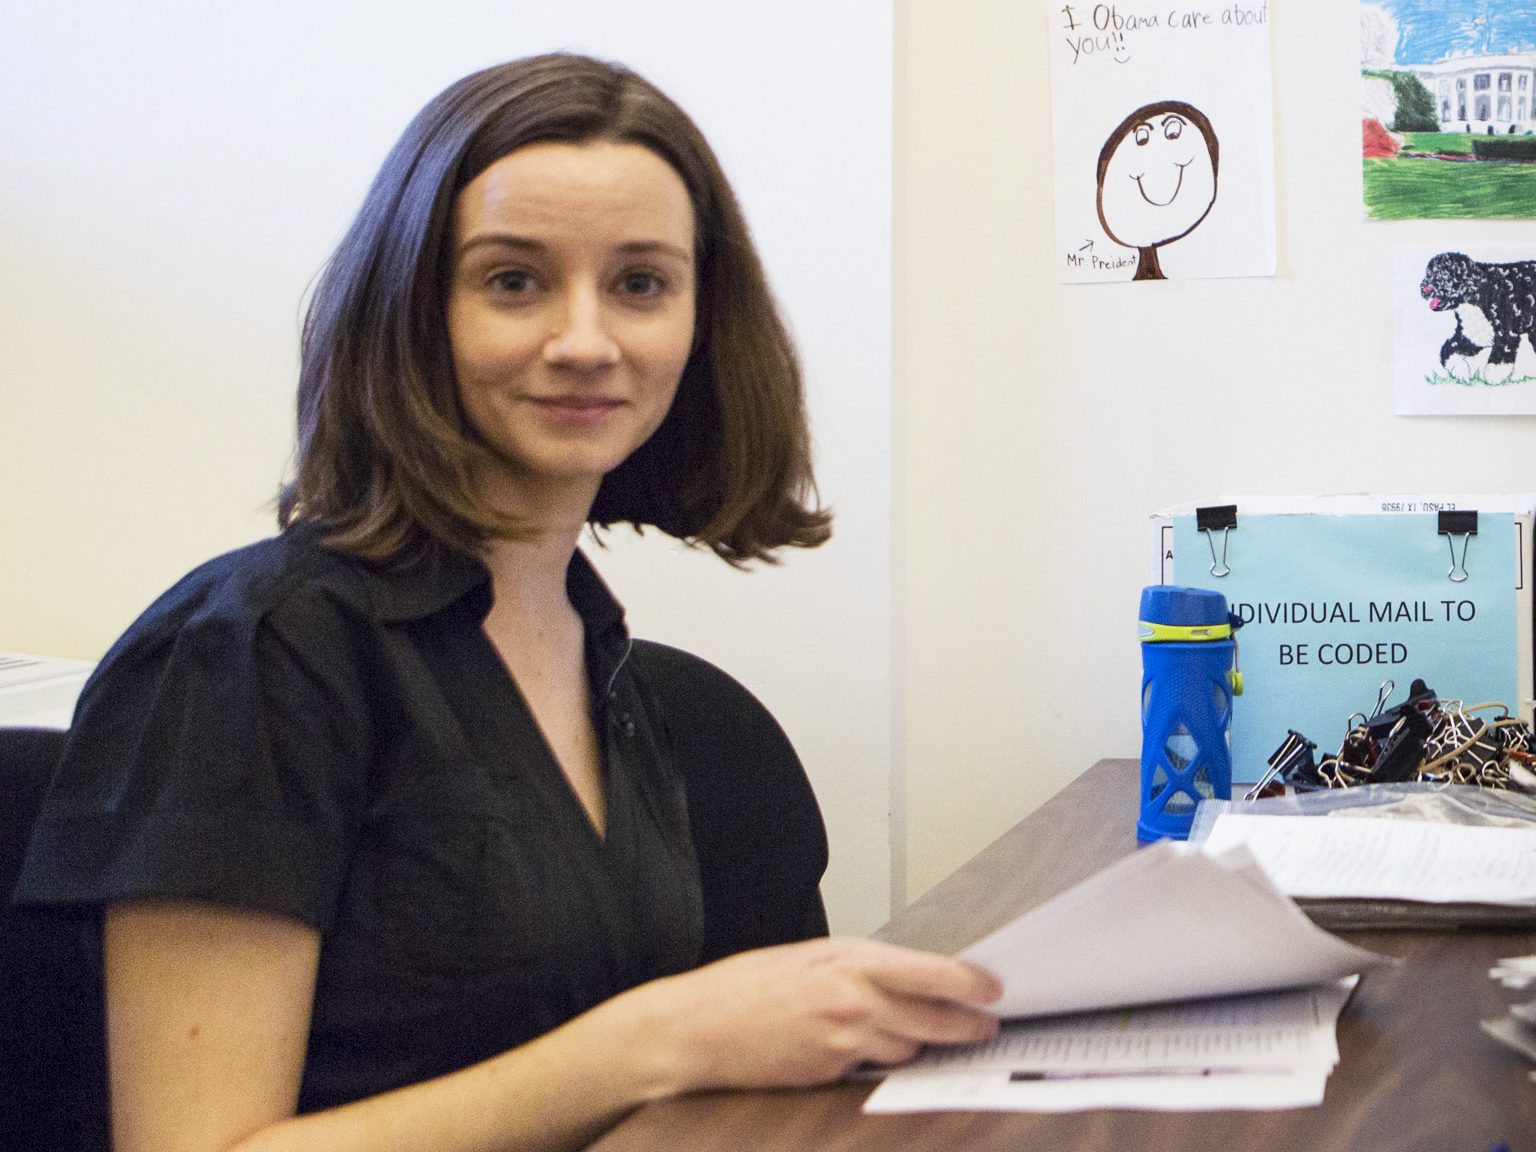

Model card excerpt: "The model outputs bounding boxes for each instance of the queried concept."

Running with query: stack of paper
[0,651,94,730]
[1198,812,1536,929]
[865,981,1355,1113]
[864,843,1388,1113]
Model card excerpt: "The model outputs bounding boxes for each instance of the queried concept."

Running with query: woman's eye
[1164,118,1184,140]
[1133,125,1151,146]
[489,270,535,294]
[618,271,664,297]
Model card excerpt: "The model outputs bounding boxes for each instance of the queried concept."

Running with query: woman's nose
[543,285,621,369]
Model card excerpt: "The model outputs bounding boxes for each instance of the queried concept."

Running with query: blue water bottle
[1138,586,1242,841]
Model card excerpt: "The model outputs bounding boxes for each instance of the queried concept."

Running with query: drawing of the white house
[1413,54,1536,134]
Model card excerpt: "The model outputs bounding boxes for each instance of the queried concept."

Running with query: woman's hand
[598,937,1004,1096]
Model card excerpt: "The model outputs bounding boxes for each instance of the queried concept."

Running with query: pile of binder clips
[1249,678,1536,800]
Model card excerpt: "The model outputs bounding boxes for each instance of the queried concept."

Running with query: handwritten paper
[1201,812,1536,903]
[1048,1,1278,283]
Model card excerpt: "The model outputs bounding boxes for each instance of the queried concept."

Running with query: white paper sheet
[957,842,1386,1020]
[903,981,1351,1073]
[864,1066,1330,1113]
[1201,813,1536,904]
[0,650,94,730]
[1394,245,1536,415]
[863,981,1354,1114]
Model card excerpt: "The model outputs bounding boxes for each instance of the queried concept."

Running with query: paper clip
[1196,505,1237,578]
[1438,510,1477,583]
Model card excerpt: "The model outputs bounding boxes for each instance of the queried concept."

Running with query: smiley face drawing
[1096,101,1218,282]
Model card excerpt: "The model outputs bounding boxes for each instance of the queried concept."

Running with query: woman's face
[1097,110,1216,250]
[446,140,696,506]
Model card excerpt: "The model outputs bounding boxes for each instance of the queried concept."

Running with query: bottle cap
[1138,586,1231,642]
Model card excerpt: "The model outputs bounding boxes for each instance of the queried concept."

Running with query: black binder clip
[1197,504,1238,578]
[1246,730,1319,799]
[1438,510,1477,583]
[1363,678,1437,739]
[1367,705,1433,783]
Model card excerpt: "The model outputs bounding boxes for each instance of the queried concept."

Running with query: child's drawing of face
[1096,102,1218,253]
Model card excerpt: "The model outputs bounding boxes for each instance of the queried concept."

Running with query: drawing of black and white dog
[1420,251,1536,384]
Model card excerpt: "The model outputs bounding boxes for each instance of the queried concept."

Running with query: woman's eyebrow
[456,235,691,262]
[457,234,544,258]
[614,240,692,262]
[1160,115,1188,126]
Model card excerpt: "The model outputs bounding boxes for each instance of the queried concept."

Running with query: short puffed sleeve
[15,545,373,932]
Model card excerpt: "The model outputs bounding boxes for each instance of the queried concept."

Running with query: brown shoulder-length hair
[279,53,830,565]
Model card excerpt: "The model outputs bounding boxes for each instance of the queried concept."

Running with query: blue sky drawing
[1377,1,1536,66]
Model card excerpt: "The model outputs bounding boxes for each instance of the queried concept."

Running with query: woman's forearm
[109,901,998,1152]
[236,937,1001,1152]
[233,998,676,1152]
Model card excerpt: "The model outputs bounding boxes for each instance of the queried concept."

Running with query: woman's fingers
[819,998,997,1078]
[798,940,1002,1040]
[855,1029,924,1069]
[836,938,1004,1007]
[877,992,1001,1046]
[628,937,1007,1093]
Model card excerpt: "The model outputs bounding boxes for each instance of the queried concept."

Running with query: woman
[18,54,1000,1152]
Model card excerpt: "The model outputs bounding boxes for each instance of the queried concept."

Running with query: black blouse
[16,526,828,1111]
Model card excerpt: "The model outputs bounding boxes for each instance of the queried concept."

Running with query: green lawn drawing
[1400,131,1474,154]
[1365,148,1536,219]
[1424,369,1535,388]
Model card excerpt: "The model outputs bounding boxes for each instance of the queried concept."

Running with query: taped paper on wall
[1048,0,1278,283]
[1395,244,1536,414]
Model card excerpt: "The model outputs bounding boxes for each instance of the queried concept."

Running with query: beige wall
[13,0,1536,931]
[896,0,1536,902]
[0,1,894,936]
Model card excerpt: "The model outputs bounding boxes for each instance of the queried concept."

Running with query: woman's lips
[528,395,624,425]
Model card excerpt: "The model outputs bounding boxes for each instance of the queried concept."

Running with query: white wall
[0,0,893,935]
[898,0,1536,900]
[23,0,1517,934]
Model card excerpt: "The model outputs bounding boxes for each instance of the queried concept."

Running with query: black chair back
[629,641,829,961]
[0,727,110,1152]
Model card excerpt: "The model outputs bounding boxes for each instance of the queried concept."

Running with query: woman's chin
[471,452,613,509]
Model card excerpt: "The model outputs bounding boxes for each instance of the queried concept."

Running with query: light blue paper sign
[1171,513,1518,782]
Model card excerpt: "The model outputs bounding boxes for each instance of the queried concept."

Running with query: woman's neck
[474,467,601,620]
[481,527,583,621]
[473,474,608,839]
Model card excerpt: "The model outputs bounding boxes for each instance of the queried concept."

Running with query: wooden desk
[590,759,1536,1151]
